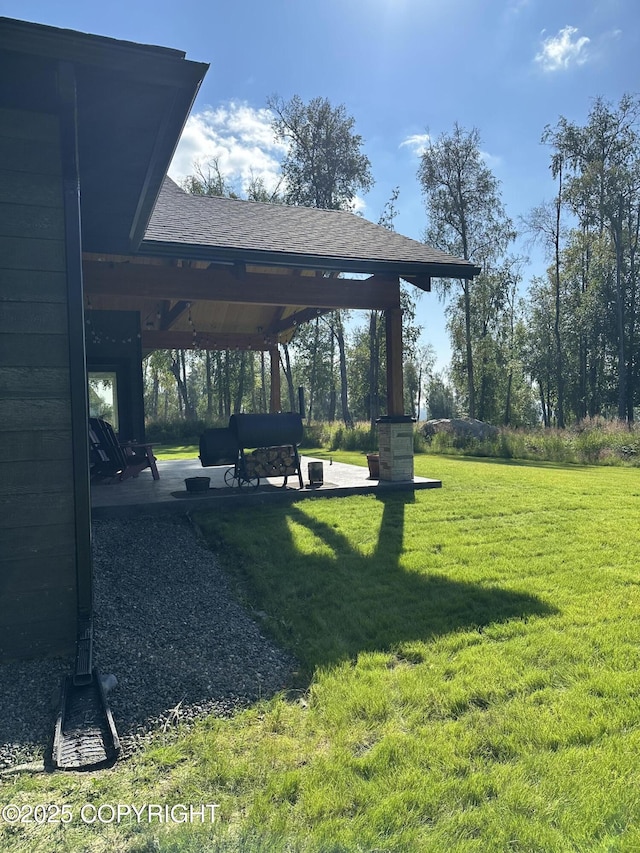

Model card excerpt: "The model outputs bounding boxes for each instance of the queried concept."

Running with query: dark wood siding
[0,107,77,661]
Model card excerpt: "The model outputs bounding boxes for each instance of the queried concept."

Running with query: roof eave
[138,240,481,280]
[128,71,207,250]
[0,17,209,256]
[0,17,197,82]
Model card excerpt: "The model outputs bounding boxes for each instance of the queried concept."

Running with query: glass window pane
[88,372,119,432]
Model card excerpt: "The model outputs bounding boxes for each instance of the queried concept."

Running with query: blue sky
[3,0,639,370]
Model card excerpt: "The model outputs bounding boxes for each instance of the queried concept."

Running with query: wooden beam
[83,260,401,310]
[265,306,286,335]
[385,308,404,417]
[401,274,431,292]
[269,307,330,334]
[142,330,275,351]
[159,300,190,330]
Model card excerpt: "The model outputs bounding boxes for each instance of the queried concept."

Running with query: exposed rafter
[270,307,331,335]
[159,299,190,330]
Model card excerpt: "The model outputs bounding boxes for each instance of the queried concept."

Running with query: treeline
[143,318,434,428]
[143,93,640,428]
[524,95,640,426]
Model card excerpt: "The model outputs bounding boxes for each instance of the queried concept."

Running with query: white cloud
[399,133,430,157]
[479,150,502,169]
[169,101,287,195]
[535,25,590,72]
[352,195,367,214]
[169,99,372,212]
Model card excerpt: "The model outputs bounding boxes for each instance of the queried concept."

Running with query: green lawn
[153,444,199,460]
[2,455,640,852]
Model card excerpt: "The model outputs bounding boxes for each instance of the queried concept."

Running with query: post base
[376,416,415,481]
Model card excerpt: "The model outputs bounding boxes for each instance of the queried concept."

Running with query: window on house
[88,372,119,432]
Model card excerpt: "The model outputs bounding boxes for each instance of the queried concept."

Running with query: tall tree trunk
[233,352,246,413]
[260,351,268,413]
[205,350,213,417]
[553,163,565,428]
[249,353,257,412]
[504,371,513,426]
[457,192,476,420]
[170,349,193,419]
[180,349,195,419]
[223,351,231,418]
[625,202,639,421]
[462,280,476,418]
[151,367,159,419]
[368,310,381,428]
[334,314,353,428]
[280,343,296,411]
[578,227,590,420]
[216,352,224,419]
[307,317,319,423]
[538,381,548,427]
[328,319,337,421]
[612,213,628,420]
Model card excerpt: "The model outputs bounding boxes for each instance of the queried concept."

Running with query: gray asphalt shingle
[143,178,477,275]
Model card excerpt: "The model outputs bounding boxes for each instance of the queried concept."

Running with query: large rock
[421,418,499,442]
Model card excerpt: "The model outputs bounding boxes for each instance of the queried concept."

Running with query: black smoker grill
[199,427,239,467]
[200,414,304,489]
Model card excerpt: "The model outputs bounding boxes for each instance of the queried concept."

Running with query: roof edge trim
[138,240,481,279]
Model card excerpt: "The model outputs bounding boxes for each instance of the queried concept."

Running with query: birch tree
[269,94,373,425]
[418,124,515,419]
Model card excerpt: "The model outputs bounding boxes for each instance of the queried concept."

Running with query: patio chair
[89,418,159,482]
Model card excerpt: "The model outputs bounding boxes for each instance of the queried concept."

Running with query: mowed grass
[3,455,640,852]
[153,444,199,460]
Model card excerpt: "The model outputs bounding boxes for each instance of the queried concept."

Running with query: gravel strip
[0,515,295,769]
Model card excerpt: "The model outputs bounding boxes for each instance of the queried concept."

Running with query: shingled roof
[142,178,479,279]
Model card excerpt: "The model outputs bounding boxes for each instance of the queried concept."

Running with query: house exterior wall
[0,106,77,660]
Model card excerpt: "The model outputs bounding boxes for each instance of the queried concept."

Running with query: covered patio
[84,176,479,489]
[91,454,442,518]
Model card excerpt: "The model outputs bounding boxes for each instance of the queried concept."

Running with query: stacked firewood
[244,445,298,479]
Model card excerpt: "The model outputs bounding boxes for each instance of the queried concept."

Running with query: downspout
[58,61,94,683]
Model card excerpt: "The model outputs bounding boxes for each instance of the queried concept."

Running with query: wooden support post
[269,346,281,413]
[385,307,404,417]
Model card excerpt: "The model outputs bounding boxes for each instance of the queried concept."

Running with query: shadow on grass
[198,491,557,678]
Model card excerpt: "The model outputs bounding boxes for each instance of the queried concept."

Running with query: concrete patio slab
[91,455,442,518]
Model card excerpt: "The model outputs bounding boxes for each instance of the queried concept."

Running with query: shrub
[415,418,640,467]
[324,421,377,452]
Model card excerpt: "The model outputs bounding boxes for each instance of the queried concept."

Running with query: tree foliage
[527,94,640,423]
[142,91,640,433]
[268,94,376,425]
[267,94,373,210]
[418,124,522,423]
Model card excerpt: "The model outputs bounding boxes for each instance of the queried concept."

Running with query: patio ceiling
[82,254,403,350]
